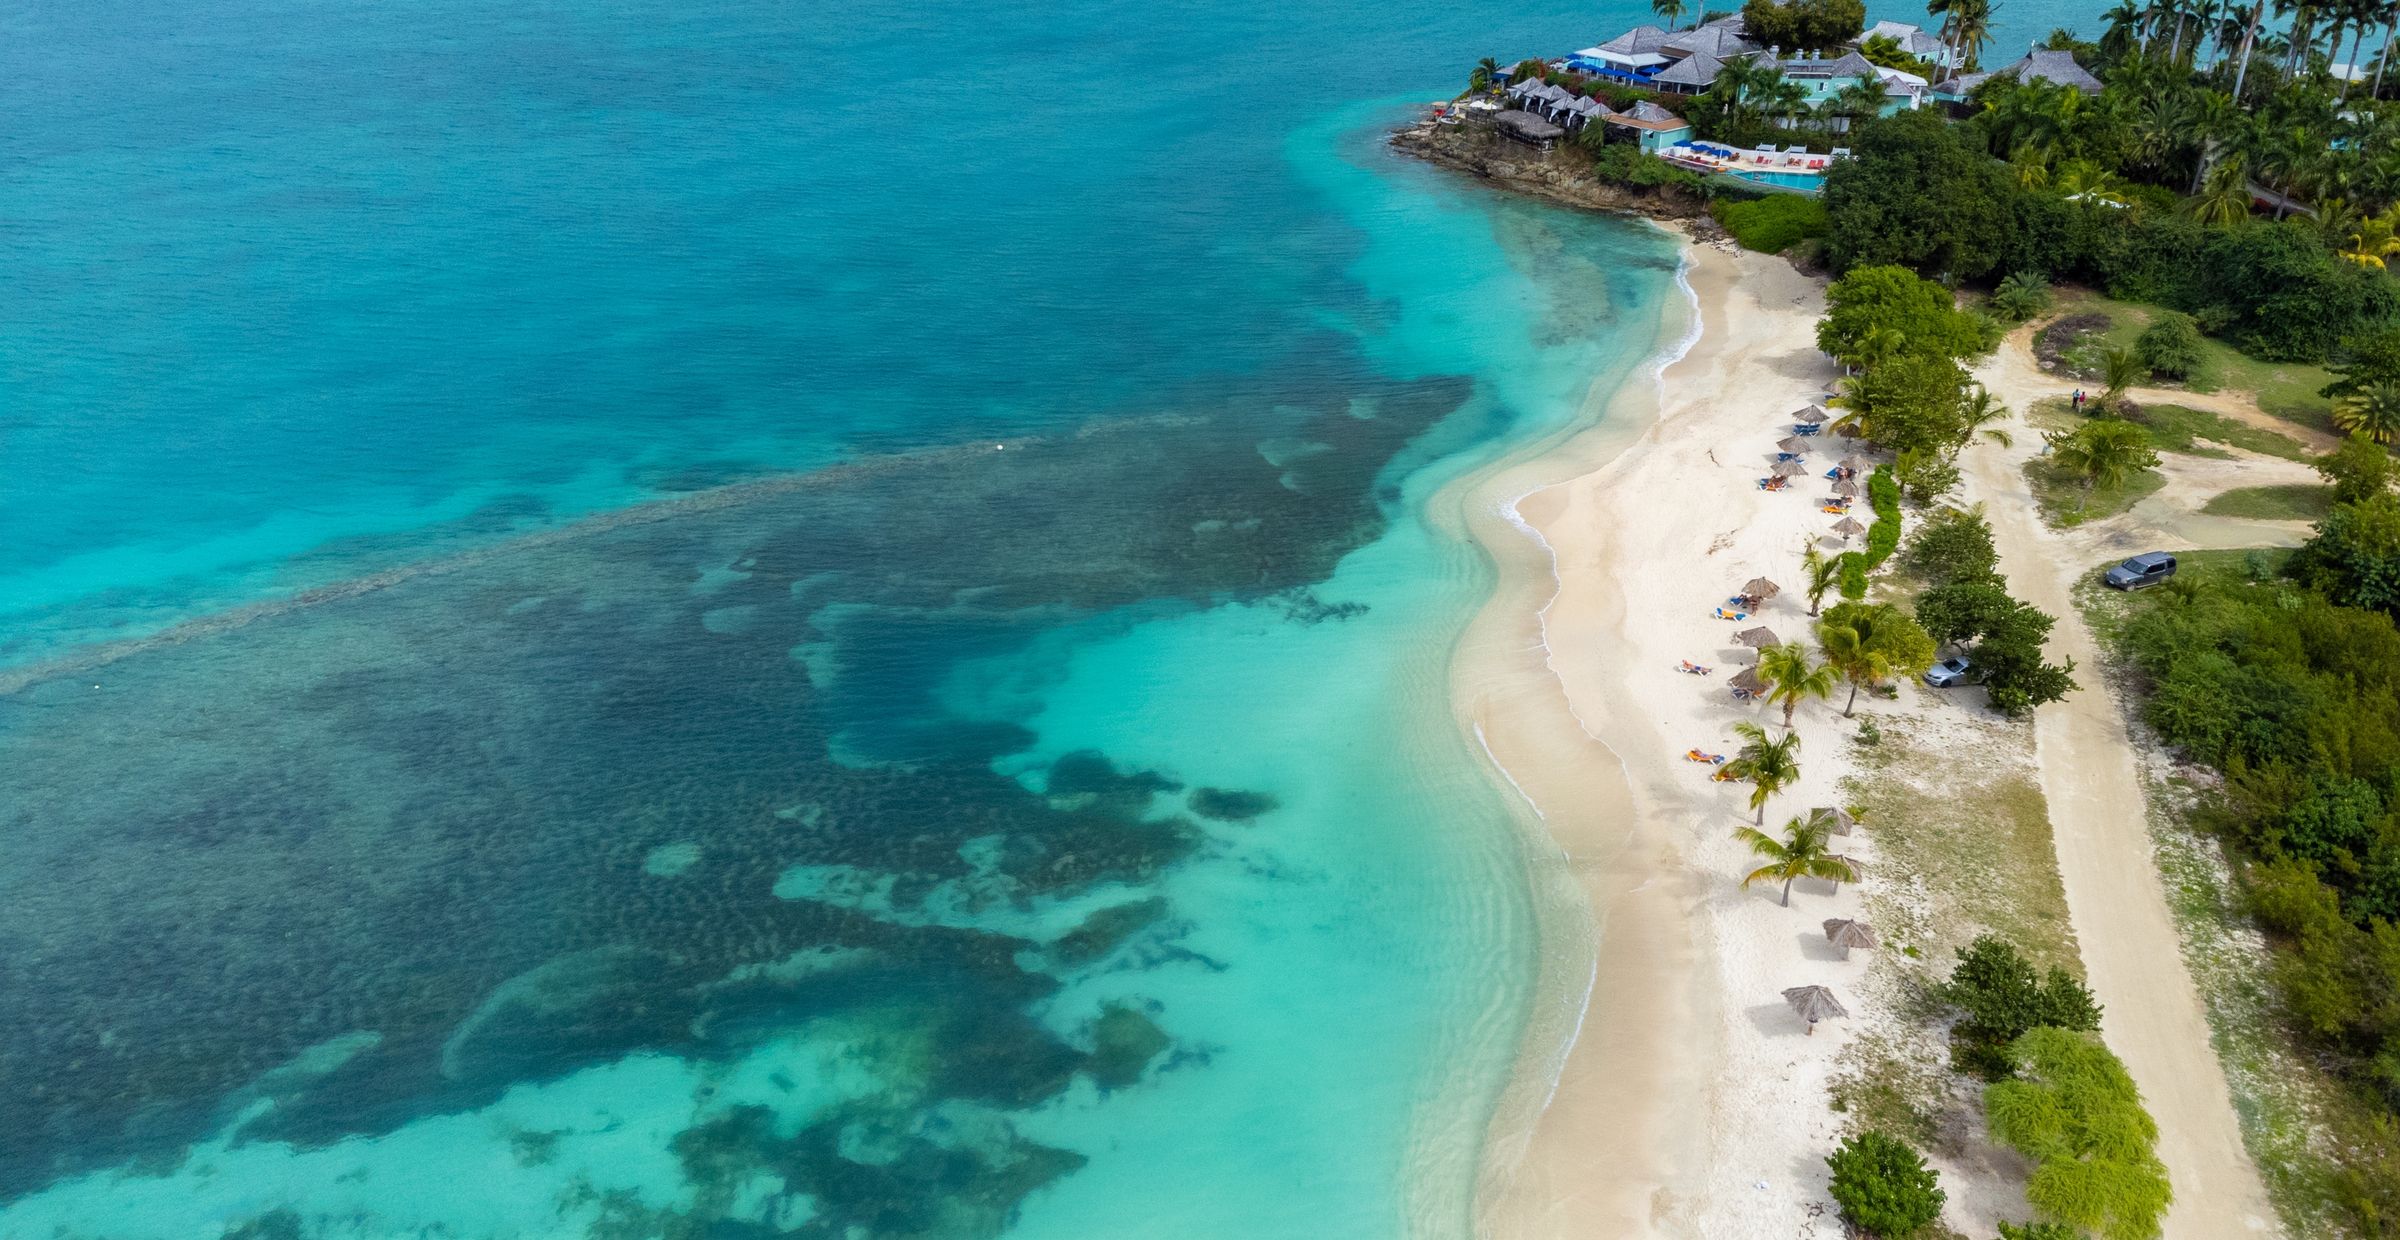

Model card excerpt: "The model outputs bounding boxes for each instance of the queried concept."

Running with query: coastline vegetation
[2099,442,2400,1228]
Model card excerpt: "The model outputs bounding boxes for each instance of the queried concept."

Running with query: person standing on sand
[2072,388,2085,413]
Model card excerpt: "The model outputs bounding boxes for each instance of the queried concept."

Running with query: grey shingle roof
[1651,51,1723,87]
[1599,24,1674,55]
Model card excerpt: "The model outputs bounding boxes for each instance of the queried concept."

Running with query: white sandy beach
[1456,237,2290,1238]
[1456,239,1873,1236]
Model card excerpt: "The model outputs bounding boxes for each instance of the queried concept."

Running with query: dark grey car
[2104,552,2177,590]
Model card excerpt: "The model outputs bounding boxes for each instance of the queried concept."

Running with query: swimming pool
[1728,168,1824,191]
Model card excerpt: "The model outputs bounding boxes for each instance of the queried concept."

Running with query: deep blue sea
[0,1,2081,1236]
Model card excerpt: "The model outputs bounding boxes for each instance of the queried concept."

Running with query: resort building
[1605,100,1695,152]
[1932,46,2104,102]
[1854,20,1958,70]
[1572,15,1759,90]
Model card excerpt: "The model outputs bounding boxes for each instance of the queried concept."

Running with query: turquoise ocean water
[0,1,2079,1236]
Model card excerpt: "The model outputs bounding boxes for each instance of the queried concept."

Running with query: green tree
[1899,505,2000,586]
[1826,1131,1948,1238]
[1468,57,1501,93]
[1725,720,1803,825]
[2043,419,2161,514]
[2316,434,2397,504]
[1801,541,1846,616]
[1822,109,2019,278]
[1652,0,1688,30]
[1957,383,2013,448]
[1914,579,2023,648]
[1820,602,1938,716]
[1758,641,1840,728]
[2134,312,2204,380]
[2296,491,2400,612]
[1733,809,1857,904]
[1818,265,1987,365]
[2320,326,2400,400]
[1893,447,1962,503]
[2333,382,2400,444]
[1985,1029,2173,1240]
[1846,354,1974,455]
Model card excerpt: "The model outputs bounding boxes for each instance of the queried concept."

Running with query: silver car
[1923,656,1972,688]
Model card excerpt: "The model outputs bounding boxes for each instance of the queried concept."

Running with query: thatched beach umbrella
[1735,626,1780,648]
[1839,456,1867,473]
[1742,577,1782,600]
[1772,459,1807,477]
[1809,806,1858,836]
[1823,918,1879,959]
[1831,515,1865,540]
[1782,984,1848,1035]
[1792,404,1829,423]
[1831,479,1861,498]
[1729,666,1766,696]
[1777,435,1809,453]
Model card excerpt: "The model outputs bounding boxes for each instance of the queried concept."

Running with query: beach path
[1968,337,2281,1237]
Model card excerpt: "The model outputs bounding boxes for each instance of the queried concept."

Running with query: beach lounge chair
[1677,660,1712,675]
[1821,504,1850,515]
[1685,748,1727,764]
[1711,767,1741,782]
[1794,423,1821,435]
[1731,686,1755,701]
[1713,607,1749,621]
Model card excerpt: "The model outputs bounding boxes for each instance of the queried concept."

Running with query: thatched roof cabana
[1839,456,1867,473]
[1831,479,1861,497]
[1777,435,1809,453]
[1729,666,1766,695]
[1494,110,1567,144]
[1781,984,1848,1034]
[1823,918,1878,958]
[1772,459,1807,477]
[1809,806,1858,836]
[1792,404,1829,423]
[1831,516,1865,538]
[1735,626,1780,648]
[1742,577,1781,599]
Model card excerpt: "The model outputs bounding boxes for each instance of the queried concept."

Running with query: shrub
[2135,312,2204,381]
[1825,1130,1947,1237]
[1711,194,1828,254]
[1892,448,1960,504]
[1940,936,2101,1076]
[2316,435,2397,504]
[2294,492,2400,614]
[1862,468,1903,567]
[1821,109,2017,278]
[1989,271,2053,322]
[1986,1028,2173,1240]
[1998,1223,2082,1240]
[1819,265,1988,365]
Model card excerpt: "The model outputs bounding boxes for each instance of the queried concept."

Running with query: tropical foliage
[1986,1028,2174,1240]
[1758,640,1840,727]
[1825,1130,1948,1237]
[2042,418,2162,511]
[1725,720,1804,824]
[1818,601,1937,715]
[1733,809,1858,904]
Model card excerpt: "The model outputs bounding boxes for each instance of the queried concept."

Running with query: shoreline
[1451,234,1840,1236]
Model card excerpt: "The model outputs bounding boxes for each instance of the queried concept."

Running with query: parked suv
[2104,552,2178,591]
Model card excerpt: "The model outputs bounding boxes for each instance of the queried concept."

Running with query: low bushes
[1710,194,1829,255]
[1862,467,1902,568]
[1826,1130,1948,1237]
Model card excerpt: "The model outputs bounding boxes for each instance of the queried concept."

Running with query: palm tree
[1724,721,1802,825]
[1949,0,1995,69]
[2045,421,2164,512]
[1758,642,1840,729]
[2230,0,2269,97]
[2340,204,2400,265]
[2333,382,2400,441]
[1653,0,1688,31]
[1800,543,1845,616]
[2100,344,2146,409]
[1828,77,1889,132]
[1958,383,2014,447]
[1734,813,1858,906]
[2187,151,2256,223]
[1469,57,1502,94]
[1818,604,1930,716]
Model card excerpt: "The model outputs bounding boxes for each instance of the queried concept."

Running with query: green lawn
[2025,456,2168,527]
[2199,484,2334,521]
[2123,403,2313,461]
[2043,290,2337,434]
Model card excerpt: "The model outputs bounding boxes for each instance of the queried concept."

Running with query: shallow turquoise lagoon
[0,0,2079,1235]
